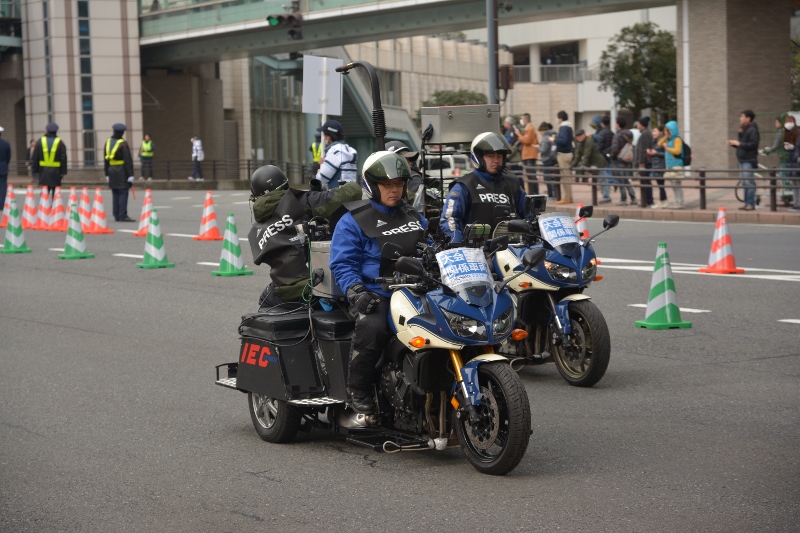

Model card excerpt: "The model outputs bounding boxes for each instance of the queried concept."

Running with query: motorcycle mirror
[506,219,530,233]
[603,215,620,229]
[381,242,405,260]
[578,205,594,219]
[486,235,509,255]
[394,256,425,276]
[522,248,546,270]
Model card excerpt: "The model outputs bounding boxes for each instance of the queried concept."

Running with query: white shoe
[196,178,204,182]
[188,176,195,181]
[147,177,152,181]
[138,176,144,181]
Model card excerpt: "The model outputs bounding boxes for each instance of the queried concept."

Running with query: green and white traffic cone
[0,196,32,254]
[137,208,175,269]
[58,203,94,259]
[635,242,692,330]
[212,213,253,277]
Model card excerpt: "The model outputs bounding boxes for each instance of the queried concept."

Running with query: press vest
[247,191,310,286]
[311,142,322,163]
[454,171,519,230]
[348,200,424,276]
[141,140,153,158]
[105,138,125,166]
[39,136,62,167]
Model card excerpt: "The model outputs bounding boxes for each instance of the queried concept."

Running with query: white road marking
[620,218,800,229]
[628,304,710,313]
[191,204,203,208]
[603,258,800,275]
[113,253,144,259]
[153,205,172,209]
[171,196,191,200]
[232,201,250,205]
[778,319,800,325]
[197,261,219,266]
[229,192,248,196]
[48,247,65,252]
[166,233,196,238]
[117,229,137,234]
[601,263,800,282]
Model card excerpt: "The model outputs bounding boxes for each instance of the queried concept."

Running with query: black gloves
[346,283,381,315]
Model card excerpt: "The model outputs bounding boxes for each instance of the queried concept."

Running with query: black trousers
[111,188,129,220]
[348,299,391,391]
[141,158,153,179]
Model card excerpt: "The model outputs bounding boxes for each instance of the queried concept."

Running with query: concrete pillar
[528,43,540,83]
[678,0,791,170]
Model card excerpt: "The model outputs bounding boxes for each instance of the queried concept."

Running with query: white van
[422,152,471,192]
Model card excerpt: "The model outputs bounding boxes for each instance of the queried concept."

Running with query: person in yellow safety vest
[309,132,322,179]
[31,122,67,199]
[104,123,136,222]
[138,133,154,181]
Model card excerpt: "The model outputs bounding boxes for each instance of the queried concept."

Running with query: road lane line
[601,265,800,282]
[113,253,144,258]
[197,261,219,266]
[48,247,65,252]
[628,304,710,313]
[603,258,800,275]
[171,196,191,200]
[229,192,248,196]
[117,229,136,233]
[778,319,800,324]
[166,233,196,238]
[232,201,249,205]
[191,204,203,208]
[153,205,172,209]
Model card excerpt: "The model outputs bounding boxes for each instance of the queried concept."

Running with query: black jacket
[595,127,614,160]
[736,122,760,164]
[633,128,653,167]
[610,129,630,160]
[104,135,135,189]
[0,138,10,176]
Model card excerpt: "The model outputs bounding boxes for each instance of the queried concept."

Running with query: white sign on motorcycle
[538,213,580,247]
[302,55,343,116]
[436,248,493,289]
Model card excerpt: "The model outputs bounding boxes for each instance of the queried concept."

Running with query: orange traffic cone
[192,190,223,241]
[0,184,12,228]
[574,204,589,240]
[49,186,68,231]
[84,188,114,234]
[133,189,153,237]
[22,185,38,229]
[67,187,78,213]
[33,186,51,230]
[79,187,92,231]
[698,208,744,274]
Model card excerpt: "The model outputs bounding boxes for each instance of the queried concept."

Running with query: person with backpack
[609,117,636,206]
[659,121,687,209]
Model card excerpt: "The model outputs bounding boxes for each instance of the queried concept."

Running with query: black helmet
[469,131,512,172]
[250,165,288,199]
[362,151,412,203]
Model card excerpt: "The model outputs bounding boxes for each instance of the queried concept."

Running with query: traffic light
[266,13,303,39]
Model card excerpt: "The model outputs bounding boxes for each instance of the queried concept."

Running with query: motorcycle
[215,222,546,475]
[492,195,619,387]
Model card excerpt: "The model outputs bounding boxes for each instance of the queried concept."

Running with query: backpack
[681,141,692,166]
[619,142,634,164]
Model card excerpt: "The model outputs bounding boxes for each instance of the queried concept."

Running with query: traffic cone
[49,186,68,231]
[574,204,589,240]
[698,208,744,274]
[0,196,31,254]
[133,188,153,237]
[58,203,94,260]
[212,213,253,277]
[1,184,14,228]
[137,209,174,269]
[192,190,223,241]
[33,186,51,230]
[22,185,38,229]
[78,187,92,231]
[635,242,692,330]
[84,188,114,234]
[67,187,78,214]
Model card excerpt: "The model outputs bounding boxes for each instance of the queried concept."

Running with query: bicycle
[734,163,793,207]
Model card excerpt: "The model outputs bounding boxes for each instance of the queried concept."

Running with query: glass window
[46,77,51,94]
[83,114,94,130]
[77,1,89,18]
[44,40,49,57]
[42,1,48,19]
[82,95,93,112]
[44,20,48,38]
[80,39,90,56]
[80,58,91,74]
[79,20,89,37]
[81,76,92,93]
[47,95,52,113]
[45,58,50,75]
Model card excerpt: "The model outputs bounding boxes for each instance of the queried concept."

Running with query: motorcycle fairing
[497,242,597,289]
[456,354,508,406]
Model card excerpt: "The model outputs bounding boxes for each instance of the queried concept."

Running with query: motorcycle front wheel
[454,362,531,476]
[248,392,301,443]
[552,300,610,387]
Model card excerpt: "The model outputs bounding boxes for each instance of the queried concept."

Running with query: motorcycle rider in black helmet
[329,151,428,413]
[439,132,528,243]
[247,165,361,309]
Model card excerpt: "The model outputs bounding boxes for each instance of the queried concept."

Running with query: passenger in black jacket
[727,109,760,210]
[104,123,136,222]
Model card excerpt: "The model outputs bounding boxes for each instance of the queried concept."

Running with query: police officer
[329,151,427,413]
[309,132,322,178]
[248,165,362,309]
[32,122,67,198]
[104,123,135,222]
[440,132,527,243]
[139,133,154,181]
[315,120,358,189]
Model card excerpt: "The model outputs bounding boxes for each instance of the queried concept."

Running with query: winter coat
[735,122,760,164]
[572,136,607,169]
[634,128,654,167]
[538,130,557,164]
[554,121,574,154]
[660,121,684,169]
[517,123,540,161]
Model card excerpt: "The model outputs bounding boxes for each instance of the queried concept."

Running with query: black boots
[347,387,377,414]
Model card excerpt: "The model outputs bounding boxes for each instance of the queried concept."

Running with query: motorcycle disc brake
[465,385,500,450]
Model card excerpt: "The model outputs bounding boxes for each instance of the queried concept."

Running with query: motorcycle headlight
[544,261,578,283]
[581,258,597,282]
[492,307,514,338]
[441,309,487,341]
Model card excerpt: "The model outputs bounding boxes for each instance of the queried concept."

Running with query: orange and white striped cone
[22,185,38,229]
[49,186,68,232]
[574,204,589,240]
[133,189,153,237]
[67,187,78,214]
[698,208,744,274]
[33,186,52,230]
[84,188,114,235]
[1,184,13,228]
[192,190,223,241]
[78,187,92,231]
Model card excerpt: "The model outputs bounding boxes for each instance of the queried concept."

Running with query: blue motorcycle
[492,196,619,387]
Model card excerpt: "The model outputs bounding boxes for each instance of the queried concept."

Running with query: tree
[599,22,677,122]
[414,89,488,127]
[792,39,800,110]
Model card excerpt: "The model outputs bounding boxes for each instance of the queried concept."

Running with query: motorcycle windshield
[436,247,494,307]
[538,212,581,257]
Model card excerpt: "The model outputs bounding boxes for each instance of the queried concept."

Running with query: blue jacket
[439,168,527,243]
[330,200,427,297]
[0,138,11,176]
[664,121,684,169]
[555,121,574,153]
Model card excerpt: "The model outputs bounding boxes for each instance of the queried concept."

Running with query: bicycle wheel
[734,181,744,203]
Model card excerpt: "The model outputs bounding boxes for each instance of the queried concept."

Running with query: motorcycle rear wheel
[552,300,610,387]
[454,362,531,476]
[248,392,301,443]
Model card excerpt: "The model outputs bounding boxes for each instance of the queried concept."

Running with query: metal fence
[513,64,600,84]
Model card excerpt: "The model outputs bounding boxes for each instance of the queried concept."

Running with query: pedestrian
[104,123,135,222]
[609,117,636,206]
[315,120,358,189]
[31,122,67,198]
[139,133,154,181]
[634,117,654,207]
[537,122,558,199]
[659,121,687,209]
[595,115,615,202]
[0,127,10,210]
[647,126,669,208]
[188,135,204,182]
[516,113,540,194]
[727,110,760,211]
[571,129,609,203]
[760,114,788,167]
[554,110,574,204]
[780,115,800,212]
[309,132,322,179]
[25,139,37,184]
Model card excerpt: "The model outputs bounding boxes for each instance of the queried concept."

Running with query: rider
[247,165,362,309]
[329,151,427,413]
[439,132,528,243]
[315,120,358,189]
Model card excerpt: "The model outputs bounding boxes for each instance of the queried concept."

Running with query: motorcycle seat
[312,309,355,341]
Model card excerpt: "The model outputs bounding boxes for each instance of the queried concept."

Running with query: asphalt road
[1,190,799,532]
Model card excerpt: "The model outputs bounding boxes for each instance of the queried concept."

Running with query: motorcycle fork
[546,293,573,348]
[449,349,480,421]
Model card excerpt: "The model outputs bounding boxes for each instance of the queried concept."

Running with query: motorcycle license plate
[538,212,580,246]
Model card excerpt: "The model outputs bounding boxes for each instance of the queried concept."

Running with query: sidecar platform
[346,431,432,452]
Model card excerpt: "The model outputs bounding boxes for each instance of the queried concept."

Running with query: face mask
[519,120,525,127]
[785,123,795,131]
